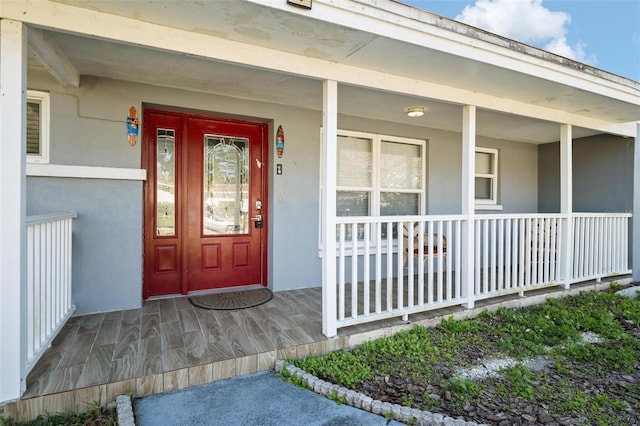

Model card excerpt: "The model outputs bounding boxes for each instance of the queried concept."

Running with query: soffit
[31,30,600,144]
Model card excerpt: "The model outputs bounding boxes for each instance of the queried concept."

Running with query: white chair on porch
[402,223,447,269]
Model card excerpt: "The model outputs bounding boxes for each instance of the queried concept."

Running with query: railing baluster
[351,223,358,319]
[606,217,612,273]
[549,218,557,282]
[579,217,586,279]
[396,222,404,313]
[426,221,433,304]
[446,220,452,301]
[596,217,602,277]
[403,222,413,308]
[497,218,504,292]
[455,220,461,300]
[338,223,345,321]
[510,219,517,289]
[591,217,597,278]
[363,223,370,316]
[386,222,393,311]
[573,217,580,280]
[474,219,481,296]
[375,222,382,314]
[479,220,486,294]
[506,218,513,289]
[436,221,443,302]
[544,217,550,283]
[418,221,425,304]
[408,221,418,305]
[488,219,498,293]
[616,217,622,272]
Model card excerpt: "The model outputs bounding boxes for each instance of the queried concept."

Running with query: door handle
[251,214,263,229]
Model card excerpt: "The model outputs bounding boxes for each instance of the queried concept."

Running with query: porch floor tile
[21,287,339,400]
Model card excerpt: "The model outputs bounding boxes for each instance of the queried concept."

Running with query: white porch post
[461,105,476,309]
[321,80,338,337]
[633,123,640,281]
[0,19,27,403]
[560,124,573,289]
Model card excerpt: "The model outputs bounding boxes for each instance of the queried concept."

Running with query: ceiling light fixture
[405,106,425,117]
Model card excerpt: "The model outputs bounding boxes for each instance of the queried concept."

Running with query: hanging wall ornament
[127,106,139,146]
[276,125,285,158]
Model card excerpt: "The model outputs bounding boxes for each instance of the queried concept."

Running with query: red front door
[143,109,268,298]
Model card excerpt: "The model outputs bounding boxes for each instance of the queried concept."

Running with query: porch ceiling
[27,0,640,144]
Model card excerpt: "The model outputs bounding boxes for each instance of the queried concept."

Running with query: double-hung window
[475,147,498,205]
[336,130,426,239]
[26,90,50,164]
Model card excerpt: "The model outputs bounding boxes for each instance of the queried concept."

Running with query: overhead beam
[3,1,637,136]
[28,27,79,87]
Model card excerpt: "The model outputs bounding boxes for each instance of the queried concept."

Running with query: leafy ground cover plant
[1,399,117,426]
[292,289,640,425]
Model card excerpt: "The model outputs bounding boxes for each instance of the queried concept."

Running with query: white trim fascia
[4,1,637,137]
[27,164,147,181]
[257,0,640,102]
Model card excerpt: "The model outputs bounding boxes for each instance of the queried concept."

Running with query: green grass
[291,289,640,424]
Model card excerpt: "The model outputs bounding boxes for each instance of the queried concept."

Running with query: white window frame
[475,146,499,207]
[26,90,50,164]
[318,128,426,253]
[335,129,426,217]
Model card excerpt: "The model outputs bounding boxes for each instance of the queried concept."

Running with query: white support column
[321,80,338,338]
[633,123,640,282]
[560,124,573,289]
[0,19,27,404]
[461,105,476,309]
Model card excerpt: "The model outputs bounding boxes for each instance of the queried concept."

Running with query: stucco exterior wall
[538,135,633,213]
[27,177,143,315]
[27,68,541,314]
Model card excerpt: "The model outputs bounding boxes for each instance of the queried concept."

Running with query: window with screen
[26,90,50,163]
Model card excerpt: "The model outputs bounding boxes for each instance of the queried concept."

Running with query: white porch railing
[330,213,631,333]
[474,214,564,301]
[334,215,466,328]
[571,213,631,283]
[25,211,77,375]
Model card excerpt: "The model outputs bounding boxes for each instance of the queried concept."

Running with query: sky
[402,0,640,82]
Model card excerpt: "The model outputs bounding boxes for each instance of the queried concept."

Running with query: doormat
[189,288,273,310]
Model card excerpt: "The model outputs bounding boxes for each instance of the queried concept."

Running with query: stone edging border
[116,394,135,426]
[274,359,483,426]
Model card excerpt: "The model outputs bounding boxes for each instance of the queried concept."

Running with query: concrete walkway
[135,371,404,426]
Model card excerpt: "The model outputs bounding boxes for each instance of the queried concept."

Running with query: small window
[475,147,498,205]
[26,90,50,164]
